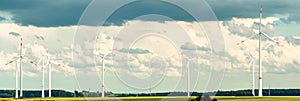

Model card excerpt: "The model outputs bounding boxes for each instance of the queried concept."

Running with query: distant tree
[74,90,79,97]
[29,93,35,97]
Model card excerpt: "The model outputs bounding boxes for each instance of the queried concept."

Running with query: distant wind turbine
[44,47,64,97]
[100,51,112,98]
[181,52,197,97]
[4,38,25,98]
[247,52,255,96]
[4,38,35,98]
[4,56,20,98]
[34,42,47,98]
[31,42,63,98]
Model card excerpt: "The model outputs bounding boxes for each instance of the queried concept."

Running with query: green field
[215,96,300,101]
[1,96,300,101]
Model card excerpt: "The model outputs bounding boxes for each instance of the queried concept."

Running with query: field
[1,96,300,101]
[215,96,300,101]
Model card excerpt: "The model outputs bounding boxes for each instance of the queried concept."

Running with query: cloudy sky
[0,0,300,94]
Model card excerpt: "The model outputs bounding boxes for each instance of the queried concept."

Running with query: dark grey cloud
[284,36,300,45]
[118,48,150,54]
[34,35,45,40]
[0,0,197,27]
[181,42,197,50]
[0,0,91,27]
[0,0,299,27]
[8,32,20,37]
[180,42,210,51]
[207,0,300,22]
[0,17,5,21]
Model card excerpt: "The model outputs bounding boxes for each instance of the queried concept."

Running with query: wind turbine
[4,38,37,98]
[257,5,275,97]
[4,38,24,98]
[4,56,21,99]
[236,5,283,97]
[46,48,53,98]
[100,51,112,98]
[31,42,63,98]
[181,52,196,97]
[237,5,274,97]
[35,44,47,98]
[187,60,190,97]
[247,52,255,96]
[44,47,64,97]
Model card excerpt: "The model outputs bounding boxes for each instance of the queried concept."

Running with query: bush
[192,93,218,101]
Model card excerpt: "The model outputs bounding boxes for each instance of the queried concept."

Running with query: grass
[1,96,300,101]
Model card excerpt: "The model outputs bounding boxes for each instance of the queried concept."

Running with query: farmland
[1,96,300,101]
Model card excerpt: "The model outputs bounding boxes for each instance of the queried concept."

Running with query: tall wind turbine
[100,51,112,98]
[46,48,53,98]
[4,56,20,98]
[257,5,275,97]
[5,38,36,98]
[4,38,24,98]
[187,60,190,97]
[237,6,282,97]
[247,52,255,96]
[32,42,63,98]
[44,47,64,97]
[32,42,48,98]
[181,52,195,97]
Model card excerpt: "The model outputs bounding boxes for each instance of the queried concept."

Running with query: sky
[0,0,300,94]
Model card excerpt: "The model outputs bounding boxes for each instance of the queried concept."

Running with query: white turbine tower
[247,52,255,96]
[100,51,112,98]
[46,48,53,98]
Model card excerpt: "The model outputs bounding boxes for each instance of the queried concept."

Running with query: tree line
[0,89,300,98]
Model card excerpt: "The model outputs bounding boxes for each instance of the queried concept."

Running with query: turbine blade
[49,60,64,67]
[247,52,252,58]
[248,52,254,58]
[29,60,38,67]
[5,61,14,65]
[261,32,274,41]
[37,58,42,65]
[236,34,259,47]
[44,61,50,67]
[35,41,46,56]
[248,59,254,68]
